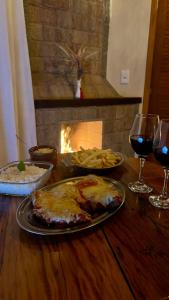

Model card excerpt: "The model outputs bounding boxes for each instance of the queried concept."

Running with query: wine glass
[149,119,169,209]
[128,113,159,193]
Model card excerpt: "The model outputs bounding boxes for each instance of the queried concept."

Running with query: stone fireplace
[24,0,141,156]
[35,102,138,156]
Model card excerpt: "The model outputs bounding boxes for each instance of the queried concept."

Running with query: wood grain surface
[0,157,169,300]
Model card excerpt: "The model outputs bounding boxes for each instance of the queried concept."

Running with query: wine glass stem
[138,157,146,184]
[161,168,169,199]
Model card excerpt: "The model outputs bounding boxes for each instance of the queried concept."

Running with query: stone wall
[23,0,111,99]
[35,103,138,156]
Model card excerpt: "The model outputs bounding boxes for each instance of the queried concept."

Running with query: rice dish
[0,165,46,183]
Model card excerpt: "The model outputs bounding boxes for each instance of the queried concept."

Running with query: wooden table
[1,157,169,300]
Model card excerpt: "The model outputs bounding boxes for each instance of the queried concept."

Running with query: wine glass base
[128,181,153,193]
[149,195,169,209]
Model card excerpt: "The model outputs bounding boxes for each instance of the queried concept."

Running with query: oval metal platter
[16,176,125,236]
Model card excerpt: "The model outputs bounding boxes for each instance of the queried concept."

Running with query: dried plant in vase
[57,44,98,98]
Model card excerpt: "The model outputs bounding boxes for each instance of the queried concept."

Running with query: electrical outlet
[120,69,130,84]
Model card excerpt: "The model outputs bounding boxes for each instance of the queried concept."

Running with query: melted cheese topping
[77,175,120,207]
[33,175,121,224]
[80,184,119,206]
[51,182,78,198]
[33,191,90,223]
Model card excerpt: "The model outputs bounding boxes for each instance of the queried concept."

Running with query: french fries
[71,147,122,169]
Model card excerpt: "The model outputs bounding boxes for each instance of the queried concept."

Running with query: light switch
[120,69,130,84]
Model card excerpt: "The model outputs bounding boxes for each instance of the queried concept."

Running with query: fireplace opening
[60,121,103,153]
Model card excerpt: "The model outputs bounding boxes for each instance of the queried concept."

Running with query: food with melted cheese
[33,190,91,225]
[32,175,122,226]
[76,175,122,211]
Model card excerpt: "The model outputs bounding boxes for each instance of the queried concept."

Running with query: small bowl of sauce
[29,145,57,164]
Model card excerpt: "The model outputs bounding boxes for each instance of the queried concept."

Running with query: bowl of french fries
[63,147,124,175]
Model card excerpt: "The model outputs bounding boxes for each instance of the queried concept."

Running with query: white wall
[107,0,152,97]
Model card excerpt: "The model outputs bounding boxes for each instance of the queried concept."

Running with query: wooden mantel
[35,97,142,108]
[33,73,142,109]
[34,97,142,109]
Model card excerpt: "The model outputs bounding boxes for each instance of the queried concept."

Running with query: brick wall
[35,103,138,156]
[24,0,111,99]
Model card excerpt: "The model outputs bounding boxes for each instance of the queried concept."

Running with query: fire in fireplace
[60,121,103,153]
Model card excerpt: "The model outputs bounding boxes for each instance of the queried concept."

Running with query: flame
[61,125,73,153]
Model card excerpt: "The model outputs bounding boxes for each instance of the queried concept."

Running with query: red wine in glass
[149,119,169,209]
[128,114,159,193]
[130,135,153,157]
[154,147,169,168]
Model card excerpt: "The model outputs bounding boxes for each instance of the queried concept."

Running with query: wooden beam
[143,0,158,114]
